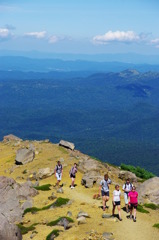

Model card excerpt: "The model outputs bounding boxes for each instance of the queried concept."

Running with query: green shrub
[17,223,38,235]
[34,184,52,191]
[47,217,73,226]
[153,223,159,229]
[137,204,149,213]
[144,203,159,210]
[53,197,70,207]
[23,198,70,215]
[46,229,60,240]
[120,163,155,179]
[22,169,27,174]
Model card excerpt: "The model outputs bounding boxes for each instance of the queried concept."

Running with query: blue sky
[0,0,159,55]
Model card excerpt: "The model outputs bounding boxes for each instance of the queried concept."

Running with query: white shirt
[122,183,133,192]
[113,190,121,202]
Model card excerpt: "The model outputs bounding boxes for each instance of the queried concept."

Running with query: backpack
[124,182,132,190]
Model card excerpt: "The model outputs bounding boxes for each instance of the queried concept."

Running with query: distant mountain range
[0,68,159,175]
[0,56,159,73]
[1,51,159,64]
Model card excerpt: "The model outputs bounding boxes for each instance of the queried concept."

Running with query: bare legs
[102,196,109,210]
[71,177,75,188]
[112,204,122,220]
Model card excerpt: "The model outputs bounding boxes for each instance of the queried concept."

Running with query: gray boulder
[37,167,54,179]
[78,158,103,174]
[77,216,86,225]
[59,140,75,151]
[77,211,90,218]
[15,147,35,165]
[118,170,137,183]
[137,177,159,204]
[81,170,101,188]
[0,212,22,240]
[0,176,38,223]
[3,134,22,143]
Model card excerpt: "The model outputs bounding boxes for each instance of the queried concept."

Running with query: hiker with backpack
[112,184,122,221]
[69,163,77,189]
[99,174,112,211]
[54,160,63,187]
[128,186,138,222]
[122,178,133,213]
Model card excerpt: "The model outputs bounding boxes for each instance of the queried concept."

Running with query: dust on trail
[57,180,159,240]
[0,141,159,240]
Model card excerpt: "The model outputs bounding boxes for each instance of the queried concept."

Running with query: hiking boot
[71,186,74,189]
[119,218,122,221]
[133,218,136,222]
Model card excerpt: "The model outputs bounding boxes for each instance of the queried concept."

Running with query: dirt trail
[0,141,159,240]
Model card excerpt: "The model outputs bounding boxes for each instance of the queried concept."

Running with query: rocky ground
[0,136,159,240]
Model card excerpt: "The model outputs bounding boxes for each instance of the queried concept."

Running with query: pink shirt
[128,191,138,204]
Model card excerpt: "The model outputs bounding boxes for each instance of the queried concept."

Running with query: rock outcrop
[0,176,38,223]
[37,167,54,179]
[59,140,75,151]
[3,134,22,143]
[118,170,137,183]
[81,170,102,188]
[79,157,104,188]
[0,213,22,240]
[137,177,159,204]
[15,147,35,165]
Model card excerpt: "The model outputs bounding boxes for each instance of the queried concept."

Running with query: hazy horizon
[1,0,159,56]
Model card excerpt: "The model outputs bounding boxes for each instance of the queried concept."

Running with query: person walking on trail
[54,161,63,187]
[128,186,138,222]
[112,184,122,221]
[99,174,111,211]
[122,178,133,213]
[69,163,77,189]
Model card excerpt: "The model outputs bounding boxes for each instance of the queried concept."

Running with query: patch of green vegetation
[47,216,73,227]
[22,169,27,174]
[137,204,150,213]
[90,156,101,162]
[17,223,38,235]
[46,229,60,240]
[34,184,52,191]
[53,197,70,207]
[58,146,68,154]
[120,163,155,179]
[137,179,146,183]
[47,158,54,161]
[144,203,159,210]
[153,223,159,229]
[23,198,70,215]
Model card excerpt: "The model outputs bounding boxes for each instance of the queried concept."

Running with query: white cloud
[49,35,59,43]
[151,38,159,48]
[48,35,71,44]
[24,31,46,39]
[0,28,11,41]
[93,30,143,45]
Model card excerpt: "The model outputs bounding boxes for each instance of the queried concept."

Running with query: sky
[0,0,159,56]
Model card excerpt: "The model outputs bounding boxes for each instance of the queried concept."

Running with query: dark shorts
[101,190,109,197]
[70,173,76,178]
[129,203,138,209]
[113,201,121,206]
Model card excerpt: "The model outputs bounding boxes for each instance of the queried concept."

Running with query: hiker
[122,178,133,213]
[99,173,111,211]
[69,163,77,189]
[54,160,63,187]
[112,184,122,221]
[128,186,138,222]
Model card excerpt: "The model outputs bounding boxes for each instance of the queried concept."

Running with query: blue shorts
[101,190,109,197]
